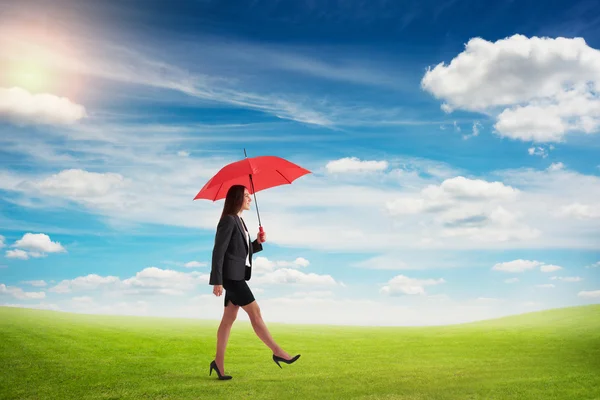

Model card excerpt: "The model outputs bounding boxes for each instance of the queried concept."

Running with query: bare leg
[242,301,291,359]
[215,301,239,373]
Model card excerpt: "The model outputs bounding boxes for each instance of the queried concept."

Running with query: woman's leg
[241,301,291,359]
[215,301,239,372]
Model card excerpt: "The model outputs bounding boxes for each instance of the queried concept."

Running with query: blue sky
[0,0,599,325]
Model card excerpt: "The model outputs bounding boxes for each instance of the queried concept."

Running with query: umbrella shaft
[248,173,262,227]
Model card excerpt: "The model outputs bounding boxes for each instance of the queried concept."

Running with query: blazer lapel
[234,215,249,252]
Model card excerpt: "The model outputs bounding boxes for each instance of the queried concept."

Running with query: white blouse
[241,218,251,267]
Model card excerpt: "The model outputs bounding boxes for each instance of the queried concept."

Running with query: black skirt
[223,279,255,307]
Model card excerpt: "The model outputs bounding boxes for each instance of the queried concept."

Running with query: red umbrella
[193,149,311,234]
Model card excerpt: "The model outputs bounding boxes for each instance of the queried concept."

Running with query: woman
[209,184,300,380]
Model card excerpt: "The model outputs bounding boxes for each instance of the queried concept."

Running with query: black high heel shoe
[272,354,301,368]
[209,360,232,380]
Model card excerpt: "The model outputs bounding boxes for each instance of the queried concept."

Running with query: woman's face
[242,188,251,211]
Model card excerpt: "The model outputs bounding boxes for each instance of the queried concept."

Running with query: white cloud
[492,259,543,273]
[380,274,445,296]
[184,261,206,268]
[385,198,427,215]
[550,276,582,282]
[177,151,190,157]
[385,176,523,242]
[31,169,127,199]
[463,121,481,140]
[326,157,389,174]
[559,203,600,219]
[427,176,519,200]
[5,249,30,260]
[528,147,549,158]
[49,274,121,294]
[386,176,519,219]
[540,264,563,273]
[252,268,337,286]
[504,278,520,284]
[585,261,600,269]
[252,256,310,274]
[121,267,208,295]
[578,290,600,298]
[547,162,565,171]
[421,34,600,143]
[21,280,47,287]
[0,235,4,248]
[2,138,599,252]
[0,87,86,126]
[0,283,45,299]
[535,284,555,288]
[48,267,210,296]
[13,233,66,254]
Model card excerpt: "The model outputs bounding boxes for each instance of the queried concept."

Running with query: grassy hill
[1,305,599,400]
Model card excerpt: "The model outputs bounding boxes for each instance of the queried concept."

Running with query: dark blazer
[210,214,263,285]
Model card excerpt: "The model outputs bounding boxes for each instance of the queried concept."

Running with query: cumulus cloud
[0,87,86,126]
[183,261,206,268]
[380,274,445,296]
[386,176,519,216]
[585,261,600,269]
[421,34,600,143]
[5,249,32,260]
[13,233,66,254]
[426,176,519,200]
[326,157,389,173]
[252,268,337,286]
[578,290,600,298]
[547,162,565,171]
[492,259,543,273]
[528,146,551,158]
[492,260,564,273]
[48,267,209,296]
[0,283,45,299]
[121,267,208,295]
[5,233,65,260]
[540,264,563,273]
[559,203,600,219]
[385,176,537,243]
[0,235,5,249]
[31,169,127,199]
[252,256,310,274]
[49,274,121,294]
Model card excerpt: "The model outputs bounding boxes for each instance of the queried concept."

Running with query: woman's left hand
[258,231,267,243]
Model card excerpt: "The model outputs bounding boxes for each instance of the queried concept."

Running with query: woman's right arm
[210,215,235,286]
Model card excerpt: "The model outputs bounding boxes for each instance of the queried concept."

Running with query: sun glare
[1,23,82,96]
[8,59,50,93]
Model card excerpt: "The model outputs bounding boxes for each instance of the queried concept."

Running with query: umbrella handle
[259,226,265,241]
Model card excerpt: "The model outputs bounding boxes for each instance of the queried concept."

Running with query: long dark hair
[221,185,246,219]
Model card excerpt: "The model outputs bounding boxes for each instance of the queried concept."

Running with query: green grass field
[1,305,599,400]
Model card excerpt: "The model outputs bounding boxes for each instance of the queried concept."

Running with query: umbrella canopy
[194,155,311,201]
